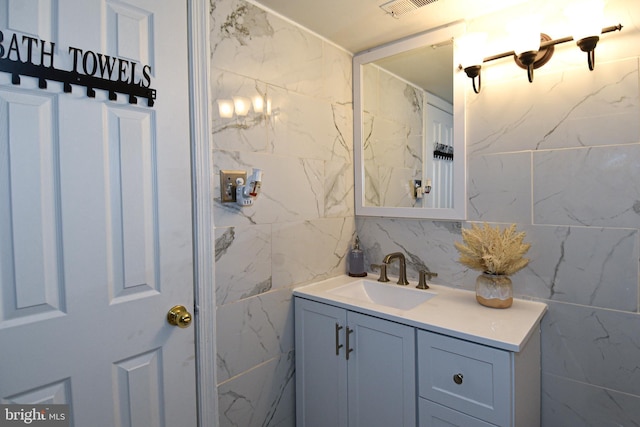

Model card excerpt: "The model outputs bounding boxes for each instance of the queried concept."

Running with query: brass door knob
[167,305,193,328]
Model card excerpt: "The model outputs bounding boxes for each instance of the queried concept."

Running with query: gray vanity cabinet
[294,297,416,427]
[295,293,542,427]
[294,275,546,427]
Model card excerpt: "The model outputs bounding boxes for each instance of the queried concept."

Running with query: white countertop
[293,275,547,352]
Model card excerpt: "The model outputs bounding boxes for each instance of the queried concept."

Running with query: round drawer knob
[453,373,463,385]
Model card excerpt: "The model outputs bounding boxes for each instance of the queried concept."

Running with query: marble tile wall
[210,1,354,426]
[211,0,640,425]
[357,1,640,425]
[362,63,424,208]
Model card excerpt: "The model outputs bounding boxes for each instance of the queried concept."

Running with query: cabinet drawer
[417,330,511,426]
[419,399,496,427]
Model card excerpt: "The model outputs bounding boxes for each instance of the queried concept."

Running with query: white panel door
[425,104,453,209]
[0,1,197,426]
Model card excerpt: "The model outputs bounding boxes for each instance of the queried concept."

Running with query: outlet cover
[220,170,247,203]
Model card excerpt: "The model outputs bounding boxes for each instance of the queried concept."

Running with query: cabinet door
[419,399,496,427]
[347,311,416,427]
[295,298,348,427]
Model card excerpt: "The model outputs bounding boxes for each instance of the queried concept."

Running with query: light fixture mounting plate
[514,33,555,70]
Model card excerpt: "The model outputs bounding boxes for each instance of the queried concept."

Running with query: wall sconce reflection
[459,0,622,93]
[252,95,272,115]
[217,99,234,118]
[252,95,264,113]
[217,95,273,120]
[233,96,251,116]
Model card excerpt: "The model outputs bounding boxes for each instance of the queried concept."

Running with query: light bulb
[456,32,487,93]
[217,99,234,118]
[565,0,605,43]
[508,15,542,56]
[233,96,251,116]
[456,32,487,69]
[252,95,264,113]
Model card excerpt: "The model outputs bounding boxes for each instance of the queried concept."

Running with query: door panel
[114,349,164,427]
[4,379,72,405]
[106,1,153,68]
[426,104,453,209]
[0,90,64,326]
[105,107,160,303]
[347,312,416,427]
[3,0,54,39]
[0,1,196,426]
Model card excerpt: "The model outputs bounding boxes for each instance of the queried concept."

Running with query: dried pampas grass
[454,223,530,276]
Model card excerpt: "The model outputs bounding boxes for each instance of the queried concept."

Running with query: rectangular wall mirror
[353,22,467,220]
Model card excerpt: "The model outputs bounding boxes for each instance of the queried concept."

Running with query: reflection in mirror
[354,23,466,220]
[363,44,453,208]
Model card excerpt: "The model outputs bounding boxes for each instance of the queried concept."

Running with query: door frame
[187,0,218,425]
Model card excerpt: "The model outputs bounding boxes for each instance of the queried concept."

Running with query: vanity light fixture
[509,15,545,83]
[565,0,606,70]
[456,32,487,94]
[217,99,234,118]
[254,95,273,116]
[232,96,251,117]
[460,7,622,93]
[252,95,264,113]
[216,95,273,119]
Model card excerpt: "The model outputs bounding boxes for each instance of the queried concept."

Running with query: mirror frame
[353,22,467,220]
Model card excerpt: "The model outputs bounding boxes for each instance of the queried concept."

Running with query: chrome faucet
[382,252,409,285]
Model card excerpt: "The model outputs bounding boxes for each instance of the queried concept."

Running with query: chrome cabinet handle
[335,323,343,355]
[453,373,463,385]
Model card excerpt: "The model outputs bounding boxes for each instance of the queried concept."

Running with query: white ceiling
[250,0,526,54]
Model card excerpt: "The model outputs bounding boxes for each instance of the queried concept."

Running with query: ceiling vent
[379,0,440,18]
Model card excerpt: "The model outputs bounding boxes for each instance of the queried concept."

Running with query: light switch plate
[220,170,247,203]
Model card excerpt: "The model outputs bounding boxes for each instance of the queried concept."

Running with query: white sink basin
[327,279,436,310]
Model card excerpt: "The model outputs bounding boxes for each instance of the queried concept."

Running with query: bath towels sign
[0,30,156,106]
[433,142,454,161]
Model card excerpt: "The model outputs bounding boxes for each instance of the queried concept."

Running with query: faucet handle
[417,269,438,290]
[370,264,390,282]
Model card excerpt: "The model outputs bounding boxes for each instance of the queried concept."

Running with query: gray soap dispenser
[348,236,367,277]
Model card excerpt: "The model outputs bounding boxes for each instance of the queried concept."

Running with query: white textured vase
[475,273,513,309]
